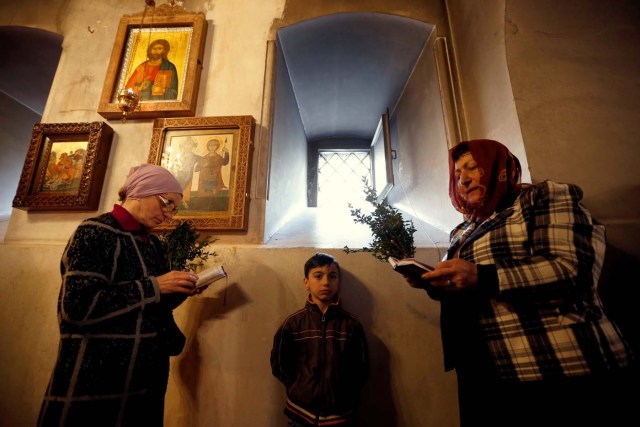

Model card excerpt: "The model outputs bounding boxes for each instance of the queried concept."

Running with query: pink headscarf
[121,164,183,199]
[448,139,521,222]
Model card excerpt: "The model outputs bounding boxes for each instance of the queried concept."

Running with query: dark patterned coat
[38,213,187,427]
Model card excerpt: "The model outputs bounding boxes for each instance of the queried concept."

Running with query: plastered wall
[0,1,460,426]
[1,0,638,425]
[504,0,640,258]
[4,0,282,245]
[0,242,453,426]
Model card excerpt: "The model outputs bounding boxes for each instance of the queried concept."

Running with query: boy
[271,253,369,426]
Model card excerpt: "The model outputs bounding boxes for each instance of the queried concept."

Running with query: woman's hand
[156,270,201,296]
[403,275,427,289]
[420,259,478,291]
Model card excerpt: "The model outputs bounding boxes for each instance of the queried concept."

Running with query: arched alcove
[264,12,452,248]
[0,26,62,232]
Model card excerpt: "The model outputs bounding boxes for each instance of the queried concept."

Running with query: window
[307,139,371,208]
[317,150,371,208]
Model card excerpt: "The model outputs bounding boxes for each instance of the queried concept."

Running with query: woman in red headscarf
[406,140,635,426]
[38,164,205,427]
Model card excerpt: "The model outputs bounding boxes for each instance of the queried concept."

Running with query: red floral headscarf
[448,139,522,222]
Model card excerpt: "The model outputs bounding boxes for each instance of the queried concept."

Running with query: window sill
[264,207,449,251]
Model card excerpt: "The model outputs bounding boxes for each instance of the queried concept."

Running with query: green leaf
[343,178,416,261]
[159,221,217,271]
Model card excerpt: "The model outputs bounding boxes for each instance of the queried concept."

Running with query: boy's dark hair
[304,252,340,278]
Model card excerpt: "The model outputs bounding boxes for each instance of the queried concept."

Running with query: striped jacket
[271,299,369,425]
[438,180,632,381]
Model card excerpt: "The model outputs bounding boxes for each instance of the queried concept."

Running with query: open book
[388,257,434,280]
[196,265,227,289]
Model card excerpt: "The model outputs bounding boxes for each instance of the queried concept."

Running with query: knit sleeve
[150,234,188,311]
[58,221,160,326]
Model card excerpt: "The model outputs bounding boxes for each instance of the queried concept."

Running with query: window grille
[317,151,371,208]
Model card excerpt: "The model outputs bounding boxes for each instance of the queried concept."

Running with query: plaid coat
[38,213,187,427]
[439,180,632,381]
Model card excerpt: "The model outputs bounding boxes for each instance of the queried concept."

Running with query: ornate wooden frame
[147,116,255,231]
[12,122,114,211]
[97,4,207,120]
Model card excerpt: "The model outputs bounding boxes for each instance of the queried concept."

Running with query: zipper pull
[322,314,326,324]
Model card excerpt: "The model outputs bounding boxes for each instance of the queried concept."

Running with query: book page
[388,257,434,279]
[196,265,227,288]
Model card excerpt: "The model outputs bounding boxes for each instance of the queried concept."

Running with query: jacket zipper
[317,313,327,426]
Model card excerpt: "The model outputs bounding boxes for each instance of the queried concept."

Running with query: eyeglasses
[157,194,178,214]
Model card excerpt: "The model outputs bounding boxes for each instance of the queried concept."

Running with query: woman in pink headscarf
[38,164,203,427]
[406,140,634,426]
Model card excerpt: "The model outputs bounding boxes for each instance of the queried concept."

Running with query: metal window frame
[307,139,371,207]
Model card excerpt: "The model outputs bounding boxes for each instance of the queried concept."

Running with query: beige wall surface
[504,0,640,257]
[0,1,461,426]
[0,245,63,427]
[163,247,456,427]
[3,0,638,425]
[3,0,283,245]
[446,0,530,181]
[0,244,455,427]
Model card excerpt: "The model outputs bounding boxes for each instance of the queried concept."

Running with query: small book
[196,265,227,288]
[388,257,434,280]
[152,70,173,95]
[154,70,173,87]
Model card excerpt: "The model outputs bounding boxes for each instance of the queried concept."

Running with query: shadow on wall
[341,270,399,426]
[0,216,9,242]
[599,244,640,354]
[168,261,404,426]
[173,281,252,426]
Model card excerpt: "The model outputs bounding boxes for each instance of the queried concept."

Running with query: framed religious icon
[97,4,207,120]
[148,116,255,231]
[12,122,114,211]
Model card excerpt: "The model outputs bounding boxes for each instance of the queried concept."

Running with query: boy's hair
[304,252,341,278]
